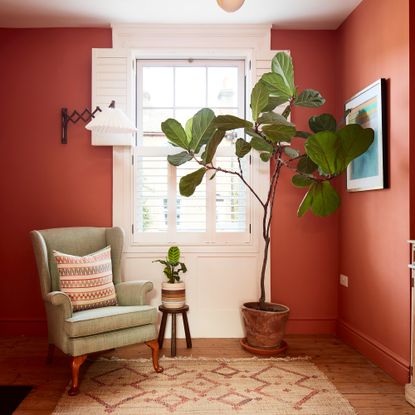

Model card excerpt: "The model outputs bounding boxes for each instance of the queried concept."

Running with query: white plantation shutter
[215,156,248,233]
[91,49,135,146]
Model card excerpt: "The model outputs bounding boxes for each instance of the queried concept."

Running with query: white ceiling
[0,0,363,29]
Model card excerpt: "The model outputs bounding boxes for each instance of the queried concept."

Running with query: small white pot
[161,281,186,309]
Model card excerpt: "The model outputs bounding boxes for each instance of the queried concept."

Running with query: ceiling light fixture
[217,0,245,13]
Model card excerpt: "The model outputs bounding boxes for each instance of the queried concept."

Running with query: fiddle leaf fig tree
[161,52,374,311]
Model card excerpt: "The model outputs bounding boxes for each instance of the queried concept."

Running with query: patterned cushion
[53,246,117,312]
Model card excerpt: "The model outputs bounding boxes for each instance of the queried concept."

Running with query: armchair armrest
[45,291,73,318]
[116,281,153,306]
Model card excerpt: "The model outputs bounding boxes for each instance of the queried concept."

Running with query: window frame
[134,58,251,246]
[112,47,270,254]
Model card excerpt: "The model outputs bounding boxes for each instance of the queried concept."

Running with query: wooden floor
[1,335,414,414]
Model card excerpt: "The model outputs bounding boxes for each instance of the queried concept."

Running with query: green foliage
[297,181,340,217]
[295,89,326,108]
[284,147,300,159]
[213,115,252,130]
[262,123,296,143]
[153,246,187,283]
[309,113,337,133]
[250,82,270,121]
[235,138,252,158]
[167,151,193,166]
[260,72,292,101]
[161,119,189,150]
[271,52,296,95]
[203,130,226,163]
[292,174,314,188]
[179,168,206,197]
[168,246,180,264]
[190,108,216,152]
[305,125,374,176]
[161,51,375,305]
[250,136,273,153]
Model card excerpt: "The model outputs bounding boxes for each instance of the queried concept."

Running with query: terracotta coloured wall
[0,29,112,334]
[270,30,340,334]
[336,0,410,384]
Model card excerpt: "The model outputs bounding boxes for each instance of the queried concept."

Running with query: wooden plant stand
[158,305,192,357]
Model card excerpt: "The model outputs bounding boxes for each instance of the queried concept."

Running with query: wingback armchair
[31,226,162,396]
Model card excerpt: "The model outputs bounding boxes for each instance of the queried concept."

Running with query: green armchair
[30,226,162,396]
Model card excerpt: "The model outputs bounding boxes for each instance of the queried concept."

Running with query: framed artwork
[345,78,388,192]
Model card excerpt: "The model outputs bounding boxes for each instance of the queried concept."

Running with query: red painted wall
[336,0,410,383]
[270,30,339,334]
[0,29,112,334]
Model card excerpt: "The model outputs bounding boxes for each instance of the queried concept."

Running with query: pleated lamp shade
[85,102,137,134]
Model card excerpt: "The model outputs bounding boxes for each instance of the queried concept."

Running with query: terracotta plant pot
[241,302,289,349]
[161,281,186,309]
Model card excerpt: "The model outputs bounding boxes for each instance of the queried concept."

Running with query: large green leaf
[261,95,289,112]
[167,246,180,264]
[295,89,325,108]
[250,136,273,153]
[203,129,226,163]
[337,124,374,166]
[257,112,294,126]
[284,147,300,159]
[305,125,374,176]
[262,123,296,143]
[310,181,340,217]
[235,138,251,158]
[297,188,314,217]
[309,113,337,133]
[213,115,252,131]
[245,127,265,140]
[271,52,295,94]
[292,174,314,188]
[295,130,311,139]
[179,168,206,197]
[168,151,193,166]
[260,72,292,100]
[260,152,272,162]
[305,131,339,175]
[161,119,189,149]
[250,82,269,121]
[297,156,318,174]
[190,108,216,152]
[185,117,193,140]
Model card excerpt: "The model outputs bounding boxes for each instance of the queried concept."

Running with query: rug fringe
[97,355,311,363]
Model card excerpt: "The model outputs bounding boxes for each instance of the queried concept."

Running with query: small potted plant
[154,246,187,309]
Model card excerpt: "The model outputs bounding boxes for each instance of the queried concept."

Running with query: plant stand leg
[158,311,167,349]
[171,313,177,357]
[182,311,192,349]
[145,339,164,373]
[68,355,87,396]
[46,344,55,365]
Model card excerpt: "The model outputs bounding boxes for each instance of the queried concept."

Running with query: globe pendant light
[217,0,245,12]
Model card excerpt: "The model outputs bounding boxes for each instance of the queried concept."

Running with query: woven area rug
[53,357,356,414]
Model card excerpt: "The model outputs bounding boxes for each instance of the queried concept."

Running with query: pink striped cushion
[53,246,117,312]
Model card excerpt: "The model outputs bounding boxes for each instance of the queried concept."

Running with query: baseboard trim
[0,318,47,335]
[286,318,337,334]
[337,319,409,384]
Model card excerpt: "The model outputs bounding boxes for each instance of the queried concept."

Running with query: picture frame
[345,78,388,192]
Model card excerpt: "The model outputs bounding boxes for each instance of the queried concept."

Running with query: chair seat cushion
[64,305,157,338]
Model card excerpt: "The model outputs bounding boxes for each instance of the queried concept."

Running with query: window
[134,59,250,244]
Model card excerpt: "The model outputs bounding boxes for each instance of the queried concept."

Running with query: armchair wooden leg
[68,355,87,396]
[46,344,55,365]
[145,339,163,373]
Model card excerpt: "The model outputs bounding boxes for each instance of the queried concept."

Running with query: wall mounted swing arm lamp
[61,103,104,144]
[61,100,137,144]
